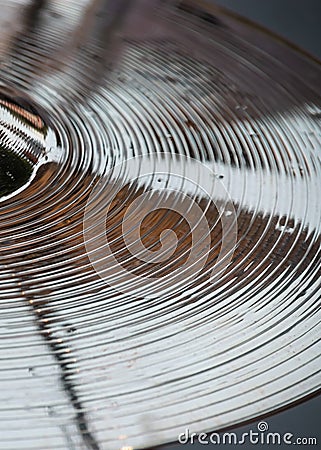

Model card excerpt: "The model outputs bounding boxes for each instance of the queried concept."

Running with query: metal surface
[0,1,321,449]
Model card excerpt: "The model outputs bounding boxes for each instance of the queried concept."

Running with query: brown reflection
[0,98,45,130]
[1,0,173,101]
[3,160,319,299]
[1,158,320,447]
[1,0,320,110]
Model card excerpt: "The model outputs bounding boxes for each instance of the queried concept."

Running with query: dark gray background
[215,0,321,59]
[160,0,321,448]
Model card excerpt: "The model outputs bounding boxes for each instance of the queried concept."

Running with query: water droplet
[46,406,55,417]
[235,105,248,111]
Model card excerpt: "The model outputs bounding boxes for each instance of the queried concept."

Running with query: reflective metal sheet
[0,1,321,449]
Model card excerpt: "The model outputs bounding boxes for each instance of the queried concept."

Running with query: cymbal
[0,1,320,449]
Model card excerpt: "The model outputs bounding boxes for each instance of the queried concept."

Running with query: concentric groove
[0,1,321,449]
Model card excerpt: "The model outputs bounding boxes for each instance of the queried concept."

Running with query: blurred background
[160,0,321,448]
[215,0,321,59]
